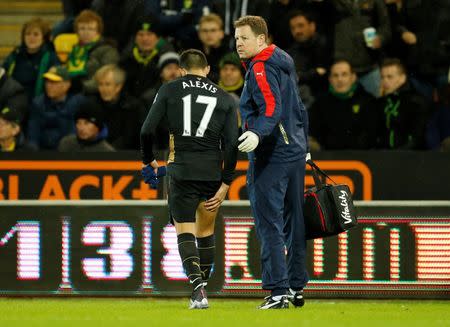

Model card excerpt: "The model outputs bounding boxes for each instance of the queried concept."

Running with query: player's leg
[195,200,218,284]
[169,178,207,309]
[283,159,308,307]
[248,160,290,309]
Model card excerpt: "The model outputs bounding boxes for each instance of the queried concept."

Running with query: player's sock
[177,233,203,290]
[197,234,215,282]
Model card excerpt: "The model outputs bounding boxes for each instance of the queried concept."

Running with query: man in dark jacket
[27,66,86,150]
[0,68,28,122]
[120,17,174,107]
[332,0,391,97]
[90,64,143,150]
[377,58,429,149]
[235,15,309,309]
[287,10,331,99]
[309,60,378,150]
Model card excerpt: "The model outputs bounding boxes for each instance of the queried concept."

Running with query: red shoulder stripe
[253,62,276,117]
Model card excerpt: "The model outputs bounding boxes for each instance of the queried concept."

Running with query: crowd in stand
[0,0,449,153]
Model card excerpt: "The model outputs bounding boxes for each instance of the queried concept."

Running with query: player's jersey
[140,74,239,184]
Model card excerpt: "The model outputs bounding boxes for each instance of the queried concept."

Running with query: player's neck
[185,69,207,78]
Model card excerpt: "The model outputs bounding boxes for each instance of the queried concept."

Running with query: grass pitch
[0,298,448,327]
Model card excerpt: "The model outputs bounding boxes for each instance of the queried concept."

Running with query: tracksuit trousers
[247,158,309,292]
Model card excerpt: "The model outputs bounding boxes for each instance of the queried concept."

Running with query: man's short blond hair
[234,15,268,40]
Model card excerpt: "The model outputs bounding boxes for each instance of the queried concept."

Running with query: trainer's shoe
[189,285,209,309]
[287,288,305,307]
[258,295,289,309]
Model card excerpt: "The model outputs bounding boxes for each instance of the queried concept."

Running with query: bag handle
[306,159,337,186]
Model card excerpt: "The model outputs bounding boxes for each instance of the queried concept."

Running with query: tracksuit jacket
[239,44,308,162]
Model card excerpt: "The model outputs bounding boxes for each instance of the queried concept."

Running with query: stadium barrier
[1,200,449,299]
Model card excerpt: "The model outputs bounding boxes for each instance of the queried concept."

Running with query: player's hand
[142,163,167,189]
[204,183,229,212]
[238,131,259,153]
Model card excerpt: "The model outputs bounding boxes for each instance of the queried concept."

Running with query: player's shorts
[168,177,221,224]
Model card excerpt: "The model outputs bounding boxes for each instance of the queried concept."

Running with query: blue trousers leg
[283,159,308,289]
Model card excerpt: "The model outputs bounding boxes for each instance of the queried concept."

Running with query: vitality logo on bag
[339,190,352,224]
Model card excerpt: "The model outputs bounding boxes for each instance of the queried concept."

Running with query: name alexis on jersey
[182,79,218,93]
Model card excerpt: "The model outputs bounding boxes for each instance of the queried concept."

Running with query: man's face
[45,80,71,100]
[329,62,356,93]
[235,25,263,60]
[198,21,224,48]
[135,30,158,52]
[220,64,242,87]
[98,71,123,102]
[76,118,99,140]
[77,21,100,44]
[289,15,316,43]
[0,118,19,141]
[381,65,406,95]
[24,27,44,52]
[160,63,181,83]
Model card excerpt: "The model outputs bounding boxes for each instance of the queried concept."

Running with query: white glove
[238,131,259,153]
[306,152,311,162]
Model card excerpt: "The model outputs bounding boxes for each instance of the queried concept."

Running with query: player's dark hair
[179,49,209,70]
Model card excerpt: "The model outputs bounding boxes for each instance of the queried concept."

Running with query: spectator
[0,68,28,122]
[2,18,59,101]
[309,60,378,150]
[52,0,94,36]
[120,17,174,107]
[0,107,32,152]
[218,52,244,99]
[58,100,114,152]
[196,14,232,83]
[91,0,146,52]
[27,66,86,150]
[67,9,119,93]
[377,58,429,149]
[142,52,182,151]
[218,52,244,131]
[89,65,142,150]
[287,10,331,100]
[332,0,391,97]
[394,0,450,99]
[211,0,270,40]
[268,0,302,50]
[149,0,209,49]
[426,84,450,151]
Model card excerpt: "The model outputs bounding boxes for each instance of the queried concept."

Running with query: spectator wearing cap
[218,52,244,98]
[58,100,114,152]
[89,64,143,150]
[195,14,232,83]
[2,18,59,101]
[0,107,32,152]
[67,10,119,93]
[120,17,174,107]
[27,65,87,150]
[0,68,28,123]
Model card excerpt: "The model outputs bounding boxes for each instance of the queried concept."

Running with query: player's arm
[247,62,283,138]
[140,85,168,166]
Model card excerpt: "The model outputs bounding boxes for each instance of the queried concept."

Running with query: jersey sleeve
[140,84,169,164]
[221,95,239,185]
[248,62,282,138]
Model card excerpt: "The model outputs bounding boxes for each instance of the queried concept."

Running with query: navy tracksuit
[239,44,309,292]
